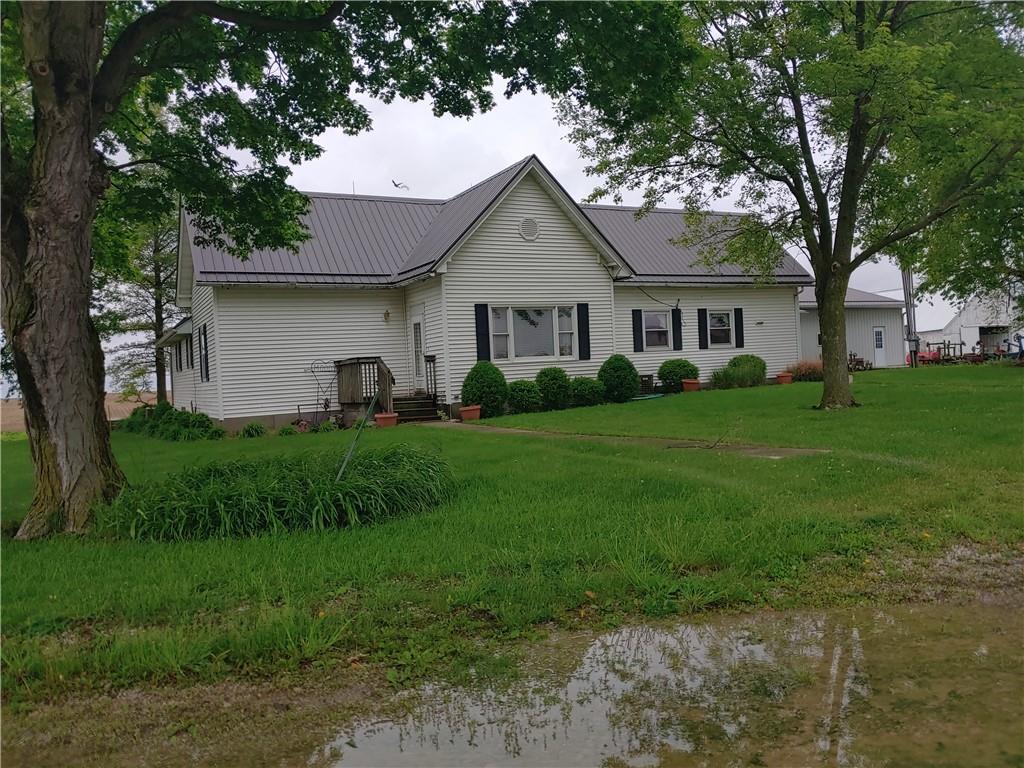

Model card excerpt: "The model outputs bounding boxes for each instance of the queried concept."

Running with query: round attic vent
[518,217,540,241]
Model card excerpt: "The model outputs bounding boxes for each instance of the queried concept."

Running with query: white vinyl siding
[404,277,447,402]
[214,287,408,419]
[799,306,906,367]
[616,286,801,380]
[444,172,616,399]
[171,284,221,417]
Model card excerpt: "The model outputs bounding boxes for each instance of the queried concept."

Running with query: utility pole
[902,268,919,368]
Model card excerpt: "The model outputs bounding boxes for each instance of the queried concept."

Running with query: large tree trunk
[1,2,126,538]
[816,272,857,409]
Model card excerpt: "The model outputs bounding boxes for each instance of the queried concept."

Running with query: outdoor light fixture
[383,309,391,321]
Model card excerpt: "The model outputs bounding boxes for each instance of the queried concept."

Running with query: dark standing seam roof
[186,156,812,287]
[582,206,811,285]
[799,286,904,307]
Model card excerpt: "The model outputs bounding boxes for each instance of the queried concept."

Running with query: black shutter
[577,303,591,360]
[734,307,744,348]
[671,307,683,351]
[474,304,490,361]
[632,309,644,352]
[697,308,709,349]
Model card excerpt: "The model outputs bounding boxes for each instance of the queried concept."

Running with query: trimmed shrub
[313,419,338,433]
[508,380,543,414]
[535,367,572,410]
[711,355,767,389]
[278,425,299,436]
[571,376,605,407]
[657,359,700,393]
[120,402,223,441]
[460,361,508,418]
[727,354,767,381]
[95,444,454,541]
[785,359,824,382]
[239,421,267,438]
[598,354,640,403]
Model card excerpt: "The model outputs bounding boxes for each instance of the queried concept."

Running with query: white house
[917,291,1023,355]
[798,287,906,368]
[159,156,813,428]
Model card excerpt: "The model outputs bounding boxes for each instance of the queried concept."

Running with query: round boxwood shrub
[657,359,700,393]
[239,421,267,438]
[598,354,640,403]
[508,380,543,414]
[535,367,572,410]
[460,361,508,417]
[571,376,605,407]
[727,354,767,382]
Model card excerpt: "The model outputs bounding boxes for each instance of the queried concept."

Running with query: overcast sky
[287,85,956,333]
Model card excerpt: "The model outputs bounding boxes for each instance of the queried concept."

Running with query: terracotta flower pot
[776,372,793,385]
[681,378,700,392]
[459,404,482,422]
[374,412,398,427]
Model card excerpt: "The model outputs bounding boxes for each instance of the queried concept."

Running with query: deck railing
[424,354,437,405]
[335,356,394,424]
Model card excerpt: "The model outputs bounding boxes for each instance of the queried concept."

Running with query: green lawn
[2,365,1021,704]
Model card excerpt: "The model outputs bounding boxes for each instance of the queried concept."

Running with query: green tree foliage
[548,1,1024,408]
[0,1,574,537]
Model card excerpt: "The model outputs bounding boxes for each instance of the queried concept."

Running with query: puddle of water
[319,603,1023,767]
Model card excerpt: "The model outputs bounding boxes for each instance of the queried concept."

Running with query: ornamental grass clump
[786,359,824,381]
[119,401,224,441]
[711,354,768,389]
[95,444,454,542]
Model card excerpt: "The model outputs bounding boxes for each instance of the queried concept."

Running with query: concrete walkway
[415,420,827,460]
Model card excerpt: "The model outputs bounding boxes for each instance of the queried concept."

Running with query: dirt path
[417,420,828,459]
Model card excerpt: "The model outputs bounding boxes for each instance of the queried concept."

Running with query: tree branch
[851,140,1023,268]
[92,1,346,133]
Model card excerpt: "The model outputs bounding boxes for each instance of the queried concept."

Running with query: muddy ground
[3,544,1022,768]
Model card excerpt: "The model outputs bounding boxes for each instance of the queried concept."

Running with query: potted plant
[776,372,793,385]
[374,411,398,427]
[682,378,700,392]
[459,404,482,421]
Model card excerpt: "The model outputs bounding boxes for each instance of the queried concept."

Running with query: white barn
[917,292,1023,355]
[160,156,814,428]
[798,287,906,368]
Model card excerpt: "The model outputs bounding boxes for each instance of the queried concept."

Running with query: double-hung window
[643,311,670,349]
[708,310,733,346]
[199,324,211,382]
[175,341,183,371]
[491,305,575,360]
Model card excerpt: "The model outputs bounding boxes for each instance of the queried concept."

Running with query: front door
[872,326,886,368]
[411,315,425,391]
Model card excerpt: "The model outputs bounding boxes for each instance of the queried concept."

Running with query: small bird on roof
[391,180,409,190]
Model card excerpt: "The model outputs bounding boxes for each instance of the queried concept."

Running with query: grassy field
[2,365,1021,705]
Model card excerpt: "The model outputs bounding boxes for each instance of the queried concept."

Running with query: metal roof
[185,156,812,287]
[799,286,904,308]
[583,206,810,285]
